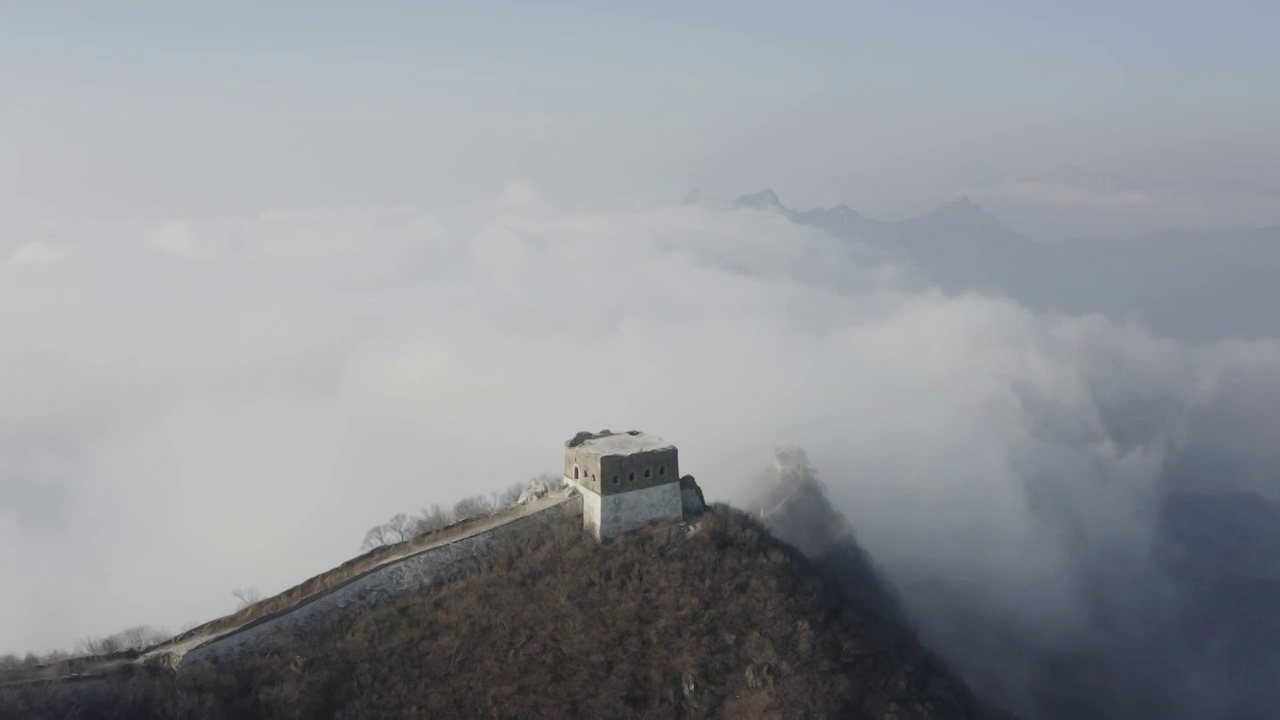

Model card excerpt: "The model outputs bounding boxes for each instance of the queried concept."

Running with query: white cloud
[7,240,69,265]
[499,180,543,211]
[0,187,1276,690]
[143,221,224,259]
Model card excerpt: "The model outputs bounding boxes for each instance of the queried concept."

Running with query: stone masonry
[563,430,684,539]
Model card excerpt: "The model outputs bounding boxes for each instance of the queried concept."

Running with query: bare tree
[232,587,263,609]
[413,503,453,537]
[359,472,567,552]
[498,481,525,508]
[388,512,416,541]
[536,471,564,492]
[73,634,121,656]
[360,512,417,550]
[452,494,495,522]
[72,624,169,657]
[361,523,392,550]
[117,624,169,650]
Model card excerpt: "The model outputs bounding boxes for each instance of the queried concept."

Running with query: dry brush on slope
[2,507,1004,720]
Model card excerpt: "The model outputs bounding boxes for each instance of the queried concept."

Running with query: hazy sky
[3,2,1279,235]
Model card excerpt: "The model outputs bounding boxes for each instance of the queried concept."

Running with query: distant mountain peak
[937,195,981,213]
[808,203,863,221]
[732,188,785,211]
[682,189,704,205]
[792,202,874,237]
[881,196,1029,247]
[923,196,1005,225]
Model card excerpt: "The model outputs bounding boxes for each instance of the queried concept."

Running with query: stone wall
[599,448,679,496]
[564,447,679,497]
[568,478,682,540]
[182,497,579,664]
[564,447,604,493]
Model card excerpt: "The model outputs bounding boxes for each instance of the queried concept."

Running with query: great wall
[1,430,707,690]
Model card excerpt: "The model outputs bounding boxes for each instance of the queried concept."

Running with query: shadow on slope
[751,440,1280,720]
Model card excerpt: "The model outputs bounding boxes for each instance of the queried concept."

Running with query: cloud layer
[959,166,1280,240]
[2,186,1278,718]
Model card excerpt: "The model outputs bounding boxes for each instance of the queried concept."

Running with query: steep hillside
[755,441,1280,718]
[0,491,574,683]
[2,507,1005,720]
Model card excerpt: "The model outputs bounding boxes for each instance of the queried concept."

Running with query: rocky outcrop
[680,475,706,516]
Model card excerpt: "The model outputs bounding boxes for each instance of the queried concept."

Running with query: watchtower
[563,429,682,539]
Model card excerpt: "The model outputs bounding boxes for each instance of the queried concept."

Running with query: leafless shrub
[74,633,124,657]
[359,512,417,551]
[73,625,170,658]
[1,508,996,720]
[451,494,495,522]
[231,588,264,609]
[118,625,170,650]
[360,474,570,552]
[536,471,564,492]
[412,503,452,536]
[498,481,525,507]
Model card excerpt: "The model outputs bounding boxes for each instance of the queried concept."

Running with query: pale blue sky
[2,2,1277,233]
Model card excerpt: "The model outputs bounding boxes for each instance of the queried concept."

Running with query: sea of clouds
[3,182,1278,717]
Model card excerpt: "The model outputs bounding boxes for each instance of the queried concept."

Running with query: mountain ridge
[710,188,1280,343]
[712,188,1026,245]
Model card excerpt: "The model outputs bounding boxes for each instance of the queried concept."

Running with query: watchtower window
[658,465,666,476]
[611,475,620,485]
[574,466,580,479]
[628,472,635,482]
[644,468,652,478]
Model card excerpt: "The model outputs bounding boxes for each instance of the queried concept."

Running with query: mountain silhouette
[728,189,1280,343]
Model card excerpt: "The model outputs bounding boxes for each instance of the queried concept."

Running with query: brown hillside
[2,507,1007,720]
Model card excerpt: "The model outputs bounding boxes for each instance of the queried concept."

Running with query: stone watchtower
[563,430,683,539]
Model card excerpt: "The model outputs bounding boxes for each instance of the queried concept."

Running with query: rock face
[516,479,548,505]
[680,475,706,516]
